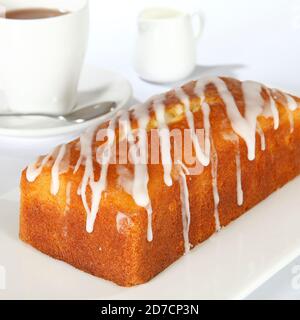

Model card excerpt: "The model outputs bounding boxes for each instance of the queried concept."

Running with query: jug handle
[191,11,205,40]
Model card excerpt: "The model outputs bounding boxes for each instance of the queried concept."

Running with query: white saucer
[0,65,132,138]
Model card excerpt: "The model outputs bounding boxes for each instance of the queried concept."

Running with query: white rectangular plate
[0,177,300,300]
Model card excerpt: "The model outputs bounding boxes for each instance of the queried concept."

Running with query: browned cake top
[25,76,300,251]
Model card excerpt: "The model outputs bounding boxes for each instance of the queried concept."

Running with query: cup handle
[191,11,205,40]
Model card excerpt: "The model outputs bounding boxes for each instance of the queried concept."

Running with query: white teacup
[134,7,204,83]
[0,0,89,115]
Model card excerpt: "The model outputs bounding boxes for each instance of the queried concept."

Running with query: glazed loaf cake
[20,77,300,286]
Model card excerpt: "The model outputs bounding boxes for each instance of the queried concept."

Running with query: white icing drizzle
[119,110,135,168]
[284,94,297,133]
[194,81,211,159]
[268,91,279,130]
[26,150,54,182]
[73,122,117,233]
[279,101,295,134]
[196,77,263,161]
[120,109,150,207]
[284,93,298,111]
[120,108,153,241]
[51,144,67,195]
[176,160,190,175]
[234,137,244,206]
[222,133,244,207]
[256,123,266,151]
[86,119,116,233]
[153,94,173,187]
[287,108,295,134]
[74,126,96,174]
[175,87,210,166]
[146,204,153,242]
[202,99,211,157]
[273,90,295,133]
[241,81,265,160]
[211,142,221,231]
[77,183,82,196]
[131,105,151,208]
[177,162,191,254]
[75,127,96,217]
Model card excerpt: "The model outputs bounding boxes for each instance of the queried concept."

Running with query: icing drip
[177,162,191,254]
[77,183,82,196]
[194,81,211,159]
[145,204,153,242]
[26,150,54,182]
[281,102,295,134]
[74,127,96,174]
[211,142,221,231]
[86,119,116,233]
[27,143,70,196]
[197,77,263,161]
[256,123,266,151]
[51,144,66,195]
[120,108,153,241]
[241,81,265,160]
[175,87,210,166]
[75,127,95,217]
[132,105,151,208]
[235,137,244,206]
[119,110,135,167]
[284,94,296,133]
[268,91,279,130]
[153,95,173,187]
[120,109,149,206]
[74,122,118,232]
[201,99,211,157]
[273,90,296,133]
[284,94,298,111]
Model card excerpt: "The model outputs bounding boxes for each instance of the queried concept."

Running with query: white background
[0,0,300,299]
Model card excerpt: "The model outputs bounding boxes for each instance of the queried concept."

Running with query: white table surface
[0,0,300,299]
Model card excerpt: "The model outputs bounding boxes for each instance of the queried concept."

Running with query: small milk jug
[134,7,204,83]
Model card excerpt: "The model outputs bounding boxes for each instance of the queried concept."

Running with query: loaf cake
[20,77,300,286]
